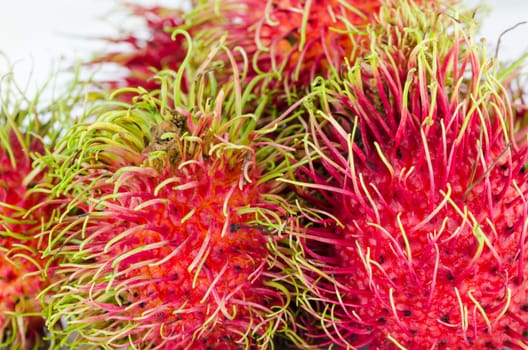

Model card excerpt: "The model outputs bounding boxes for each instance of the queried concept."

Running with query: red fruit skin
[88,163,270,348]
[295,22,528,350]
[0,132,54,348]
[326,131,528,349]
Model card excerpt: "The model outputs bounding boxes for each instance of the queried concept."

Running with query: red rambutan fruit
[289,2,528,349]
[93,0,402,102]
[187,0,383,91]
[40,74,305,349]
[0,130,50,349]
[0,72,83,348]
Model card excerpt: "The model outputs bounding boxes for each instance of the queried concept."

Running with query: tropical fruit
[39,72,304,349]
[291,2,528,348]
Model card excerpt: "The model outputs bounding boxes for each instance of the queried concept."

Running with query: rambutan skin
[51,157,275,349]
[290,2,528,349]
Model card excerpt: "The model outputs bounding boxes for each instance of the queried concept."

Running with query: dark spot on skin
[521,165,527,174]
[230,223,240,233]
[377,317,386,323]
[133,292,139,298]
[523,329,528,338]
[234,265,242,272]
[379,255,385,264]
[440,314,449,322]
[84,257,96,264]
[173,273,179,281]
[256,224,270,233]
[1,271,16,282]
[403,310,411,316]
[396,148,402,159]
[139,301,146,308]
[285,33,298,46]
[447,272,454,281]
[521,304,528,311]
[500,164,508,171]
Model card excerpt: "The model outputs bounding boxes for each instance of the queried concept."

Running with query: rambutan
[0,130,49,349]
[93,0,405,102]
[290,2,528,349]
[187,0,383,91]
[40,73,305,349]
[0,73,82,348]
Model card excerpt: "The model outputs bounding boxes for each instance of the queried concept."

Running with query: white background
[0,0,526,97]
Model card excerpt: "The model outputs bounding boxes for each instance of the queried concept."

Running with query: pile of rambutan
[1,0,528,349]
